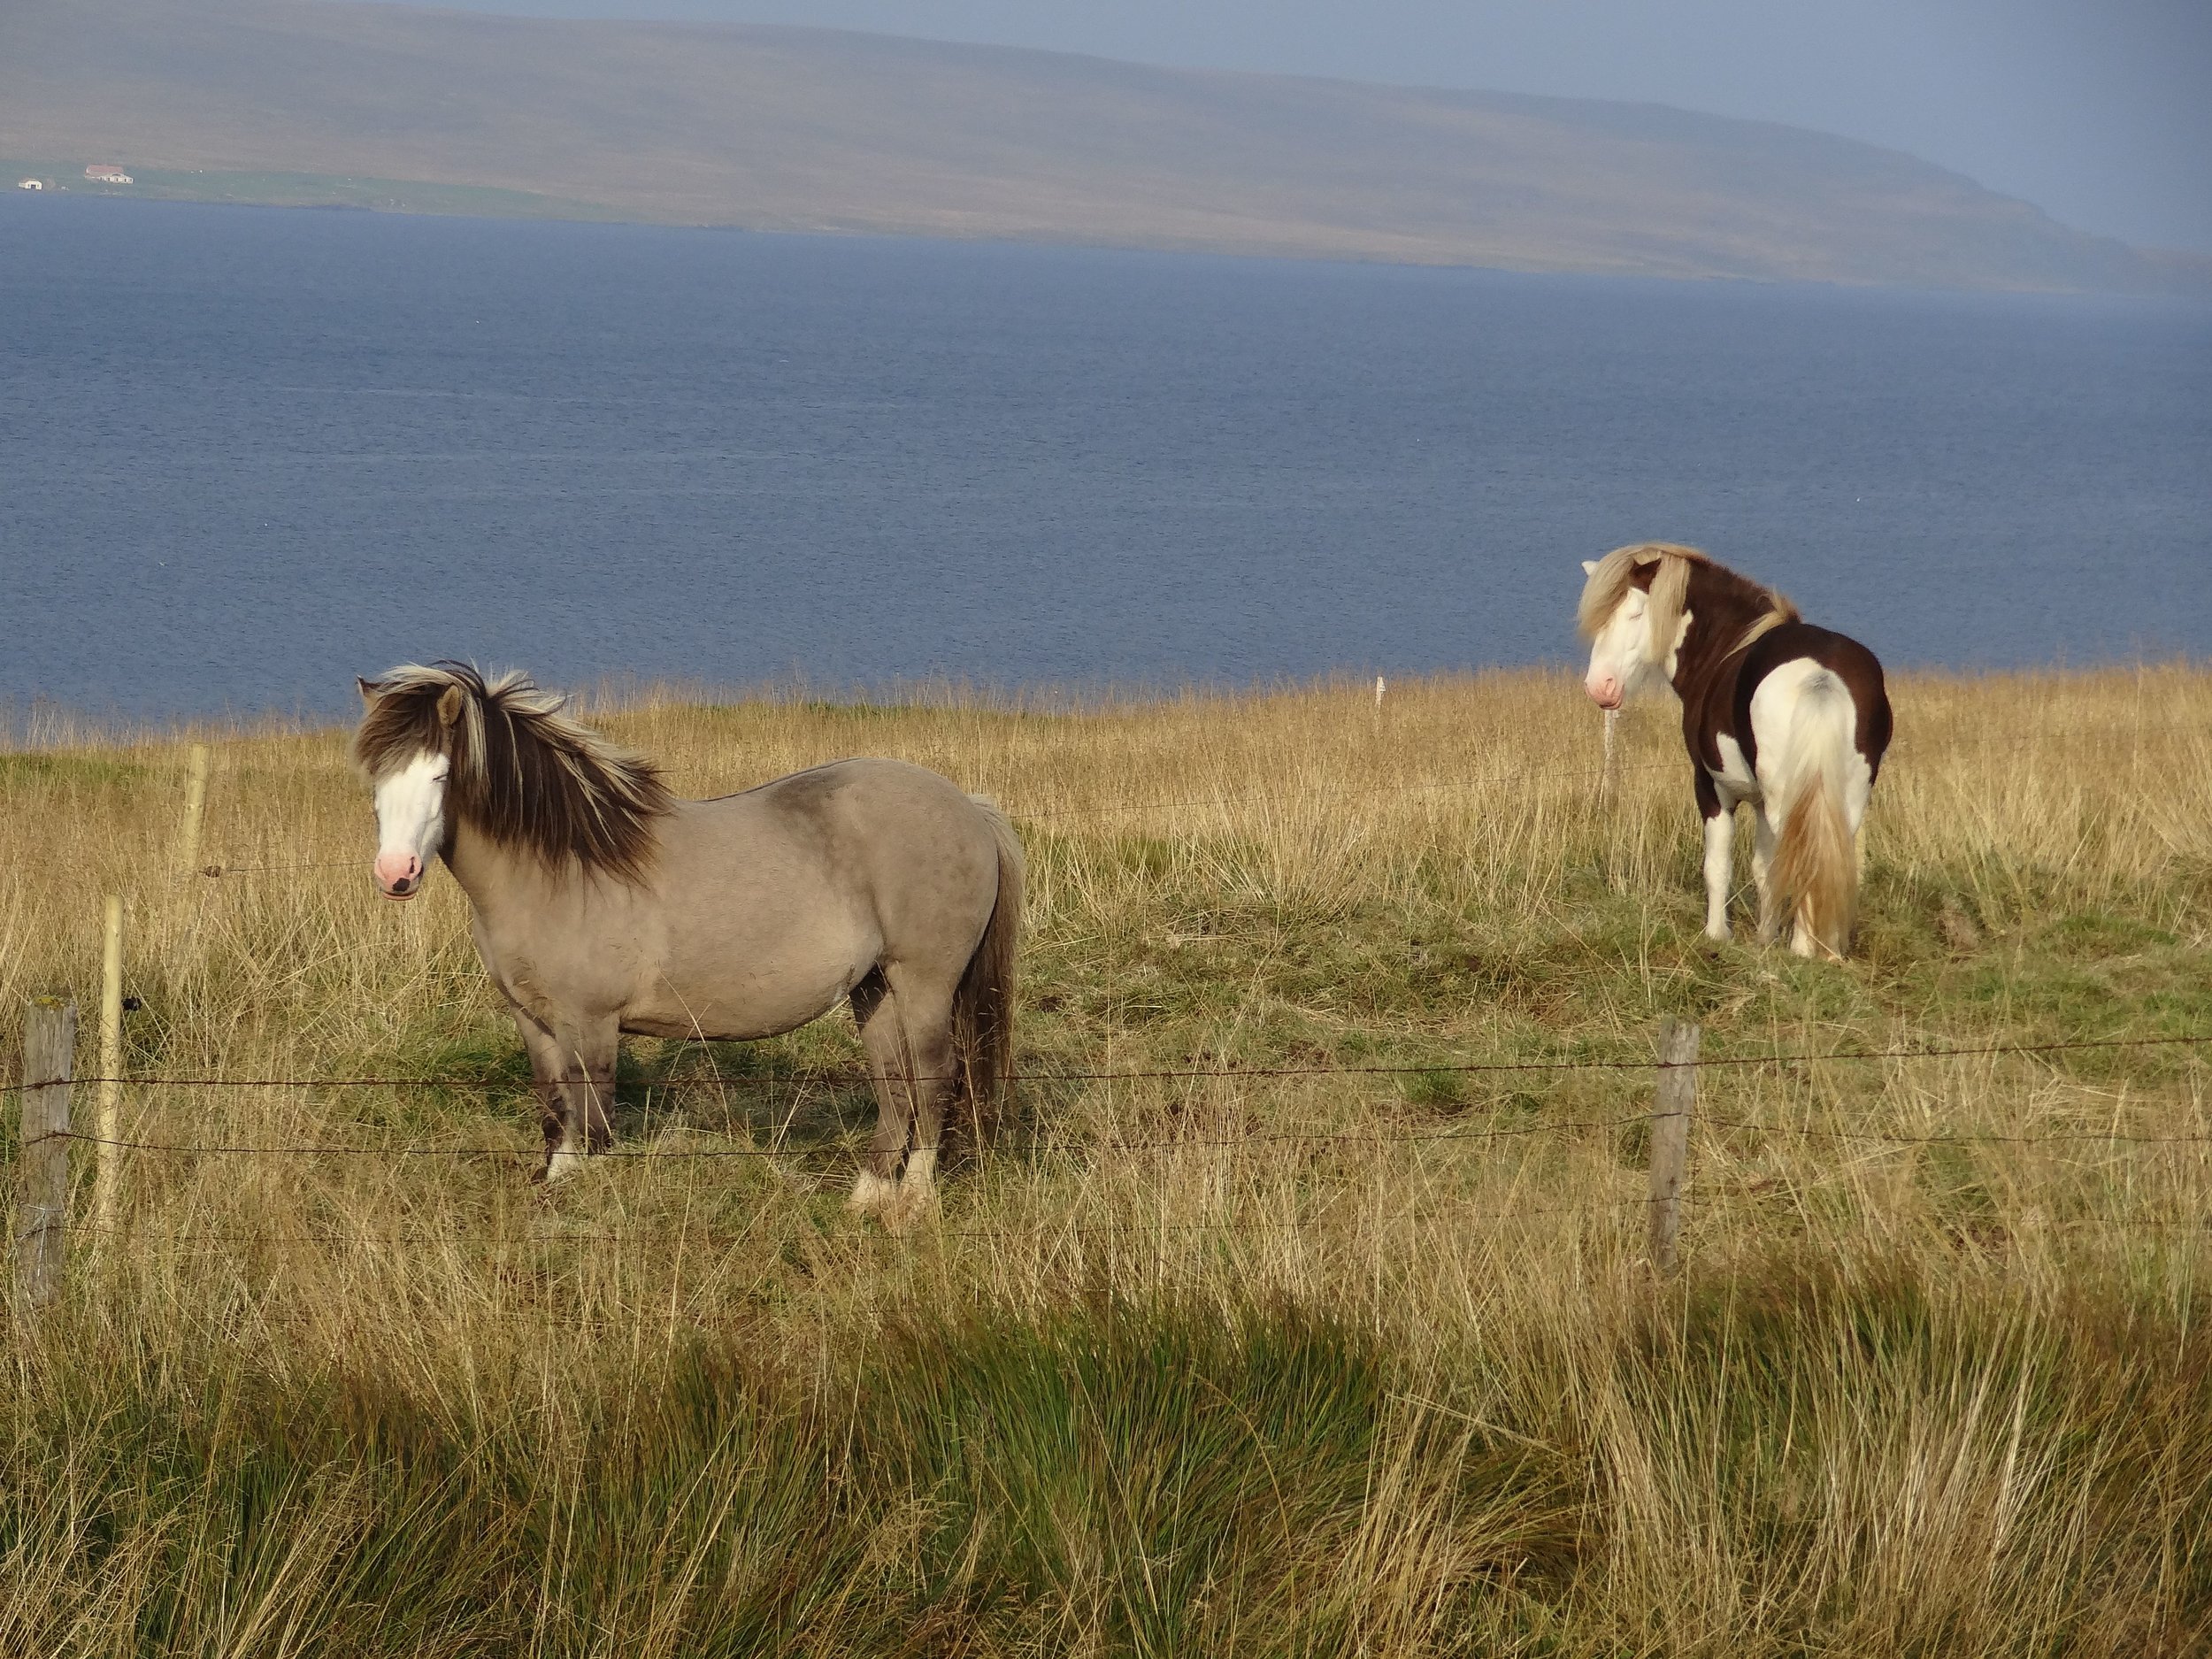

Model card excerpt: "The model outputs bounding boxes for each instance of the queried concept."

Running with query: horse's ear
[1580,559,1598,575]
[356,676,381,705]
[436,684,465,727]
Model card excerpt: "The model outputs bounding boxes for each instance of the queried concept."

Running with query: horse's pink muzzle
[373,851,423,900]
[1586,674,1624,710]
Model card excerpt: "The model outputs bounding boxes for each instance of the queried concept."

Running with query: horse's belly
[620,941,870,1042]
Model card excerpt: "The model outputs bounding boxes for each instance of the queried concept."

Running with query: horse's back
[681,756,1006,941]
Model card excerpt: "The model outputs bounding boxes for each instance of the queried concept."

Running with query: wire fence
[8,1028,2207,1298]
[6,1032,2203,1166]
[10,1030,2207,1102]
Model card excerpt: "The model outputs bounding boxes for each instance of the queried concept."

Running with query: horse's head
[354,673,466,901]
[1577,547,1693,710]
[352,662,672,900]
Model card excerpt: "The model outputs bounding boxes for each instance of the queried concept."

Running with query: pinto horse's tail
[950,799,1025,1143]
[1764,674,1858,959]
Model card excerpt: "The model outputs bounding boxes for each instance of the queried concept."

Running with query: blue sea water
[2,195,2207,720]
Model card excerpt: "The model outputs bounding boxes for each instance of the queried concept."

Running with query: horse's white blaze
[1581,585,1687,709]
[371,750,449,897]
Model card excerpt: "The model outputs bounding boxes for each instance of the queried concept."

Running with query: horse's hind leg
[1752,808,1781,943]
[884,971,960,1229]
[848,971,910,1218]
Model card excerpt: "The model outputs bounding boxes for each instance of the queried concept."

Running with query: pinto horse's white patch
[371,750,449,899]
[1712,733,1757,800]
[1749,660,1866,816]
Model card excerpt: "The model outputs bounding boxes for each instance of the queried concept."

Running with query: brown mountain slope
[0,0,2178,289]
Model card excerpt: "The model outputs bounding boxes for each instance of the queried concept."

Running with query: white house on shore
[16,179,43,190]
[84,164,133,184]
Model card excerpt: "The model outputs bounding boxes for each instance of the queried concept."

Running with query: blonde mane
[1577,541,1798,661]
[352,663,672,881]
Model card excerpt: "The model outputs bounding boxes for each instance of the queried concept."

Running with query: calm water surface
[3,196,2207,719]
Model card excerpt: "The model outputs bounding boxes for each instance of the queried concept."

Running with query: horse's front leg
[513,1009,618,1182]
[1692,770,1734,942]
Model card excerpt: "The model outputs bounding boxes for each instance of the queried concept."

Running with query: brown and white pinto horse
[1578,543,1893,957]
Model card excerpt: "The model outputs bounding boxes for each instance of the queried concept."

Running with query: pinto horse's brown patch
[1578,541,1799,666]
[353,662,672,883]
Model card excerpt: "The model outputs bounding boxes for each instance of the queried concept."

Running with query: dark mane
[352,662,672,881]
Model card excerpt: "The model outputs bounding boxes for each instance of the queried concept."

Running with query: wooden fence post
[95,897,124,1234]
[1601,707,1620,799]
[18,996,76,1311]
[179,742,210,875]
[1646,1017,1699,1275]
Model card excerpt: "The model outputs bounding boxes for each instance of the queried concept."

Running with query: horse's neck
[442,817,532,921]
[1668,571,1753,701]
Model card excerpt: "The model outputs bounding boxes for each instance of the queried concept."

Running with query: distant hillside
[1,0,2195,291]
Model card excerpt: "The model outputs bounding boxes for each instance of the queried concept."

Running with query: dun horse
[353,664,1022,1222]
[1578,543,1893,957]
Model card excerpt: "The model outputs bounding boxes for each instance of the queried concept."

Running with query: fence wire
[9,1030,2205,1103]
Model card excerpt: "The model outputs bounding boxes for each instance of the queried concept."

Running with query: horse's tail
[1764,674,1858,959]
[950,798,1024,1142]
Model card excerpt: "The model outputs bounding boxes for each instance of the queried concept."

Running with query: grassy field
[3,666,2209,1655]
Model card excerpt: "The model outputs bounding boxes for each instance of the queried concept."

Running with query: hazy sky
[355,0,2212,253]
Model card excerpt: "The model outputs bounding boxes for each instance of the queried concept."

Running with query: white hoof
[543,1147,585,1183]
[849,1170,901,1217]
[1704,922,1732,944]
[889,1151,940,1233]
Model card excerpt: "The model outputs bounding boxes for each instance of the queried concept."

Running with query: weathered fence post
[179,742,210,875]
[18,997,77,1311]
[95,897,124,1234]
[1646,1017,1699,1275]
[1601,707,1620,799]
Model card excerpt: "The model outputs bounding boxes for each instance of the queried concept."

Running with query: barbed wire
[7,1030,2203,1101]
[38,1111,1656,1161]
[50,1189,2212,1273]
[27,1090,2212,1164]
[53,1194,1658,1254]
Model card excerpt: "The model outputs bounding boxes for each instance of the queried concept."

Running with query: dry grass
[3,665,2209,1655]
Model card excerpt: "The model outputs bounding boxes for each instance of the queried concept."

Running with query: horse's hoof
[887,1186,939,1236]
[849,1171,901,1218]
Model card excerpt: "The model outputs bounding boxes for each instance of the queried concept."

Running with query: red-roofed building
[84,164,133,183]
